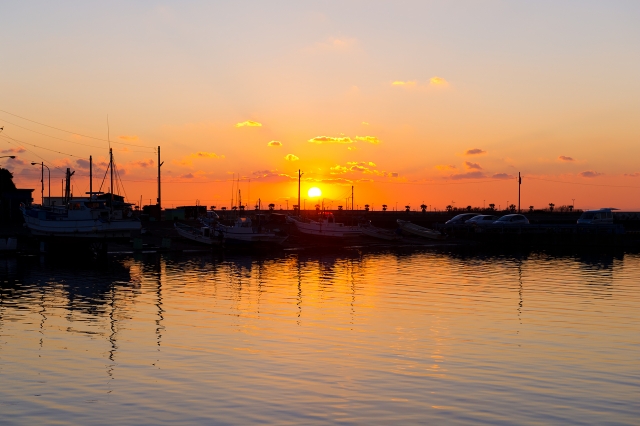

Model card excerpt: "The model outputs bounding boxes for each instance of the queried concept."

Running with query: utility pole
[518,172,522,213]
[157,146,164,211]
[351,186,354,211]
[298,169,303,216]
[89,155,93,200]
[110,148,114,212]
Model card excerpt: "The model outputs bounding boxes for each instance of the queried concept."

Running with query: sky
[1,1,640,211]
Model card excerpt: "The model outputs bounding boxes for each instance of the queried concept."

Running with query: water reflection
[0,249,638,424]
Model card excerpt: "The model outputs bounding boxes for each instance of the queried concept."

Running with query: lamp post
[0,155,16,162]
[31,162,50,206]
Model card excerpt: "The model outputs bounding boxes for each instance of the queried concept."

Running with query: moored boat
[290,212,361,238]
[174,222,221,246]
[397,219,446,240]
[359,222,402,241]
[215,217,287,246]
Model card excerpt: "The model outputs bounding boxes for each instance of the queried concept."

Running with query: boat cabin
[577,208,616,224]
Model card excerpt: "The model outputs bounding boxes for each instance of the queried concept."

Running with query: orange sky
[2,1,640,210]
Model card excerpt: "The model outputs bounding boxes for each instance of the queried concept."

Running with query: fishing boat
[174,222,221,246]
[397,219,446,240]
[359,222,402,241]
[289,212,362,238]
[215,216,287,246]
[20,149,141,239]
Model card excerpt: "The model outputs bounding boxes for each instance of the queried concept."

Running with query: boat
[214,216,287,246]
[21,197,140,238]
[0,238,17,252]
[397,219,446,240]
[290,212,362,238]
[359,222,402,241]
[174,222,221,246]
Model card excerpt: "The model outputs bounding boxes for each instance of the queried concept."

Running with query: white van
[577,208,615,224]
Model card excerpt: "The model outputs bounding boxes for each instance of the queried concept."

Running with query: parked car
[465,215,499,227]
[445,213,479,225]
[493,214,530,225]
[577,208,615,224]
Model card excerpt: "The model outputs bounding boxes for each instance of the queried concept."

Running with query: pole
[40,162,44,205]
[110,148,114,212]
[518,172,521,213]
[89,155,93,200]
[157,146,163,210]
[351,186,354,211]
[298,169,303,216]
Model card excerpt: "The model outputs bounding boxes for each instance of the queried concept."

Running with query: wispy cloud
[492,173,514,179]
[579,170,602,178]
[450,171,485,180]
[430,76,448,86]
[391,80,417,87]
[435,164,457,171]
[361,122,370,125]
[312,37,357,52]
[624,172,640,177]
[347,146,357,151]
[1,147,25,154]
[464,161,482,170]
[180,173,194,179]
[132,159,154,168]
[118,135,139,141]
[235,120,262,128]
[465,148,486,155]
[284,154,299,161]
[267,141,282,147]
[558,155,574,162]
[355,136,381,144]
[308,136,353,144]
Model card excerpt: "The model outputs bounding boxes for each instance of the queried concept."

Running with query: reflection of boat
[397,219,446,240]
[289,213,361,238]
[21,198,140,238]
[359,222,402,241]
[174,222,220,246]
[215,217,287,245]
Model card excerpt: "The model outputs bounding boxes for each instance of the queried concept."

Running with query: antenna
[107,115,111,151]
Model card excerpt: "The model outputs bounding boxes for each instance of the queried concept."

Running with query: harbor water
[0,249,638,425]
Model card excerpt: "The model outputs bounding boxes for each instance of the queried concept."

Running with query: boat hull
[397,220,445,240]
[22,214,140,238]
[293,221,362,238]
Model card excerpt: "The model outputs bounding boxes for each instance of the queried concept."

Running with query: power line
[0,133,87,159]
[0,118,155,153]
[0,109,155,149]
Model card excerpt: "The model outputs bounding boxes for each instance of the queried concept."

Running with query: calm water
[0,249,638,425]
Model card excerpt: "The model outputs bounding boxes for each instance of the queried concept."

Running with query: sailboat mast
[110,148,114,212]
[89,155,93,200]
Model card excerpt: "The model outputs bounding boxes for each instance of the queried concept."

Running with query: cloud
[464,161,482,170]
[1,147,25,154]
[435,164,457,171]
[355,136,381,144]
[180,173,194,179]
[465,148,486,155]
[312,37,357,52]
[284,154,299,161]
[391,80,416,86]
[361,122,370,125]
[347,146,357,151]
[558,155,574,162]
[132,159,154,168]
[118,135,139,141]
[579,170,602,178]
[624,172,640,177]
[330,164,348,174]
[347,161,376,167]
[267,141,282,147]
[450,171,485,180]
[492,173,514,179]
[235,120,262,128]
[389,172,399,177]
[430,76,448,86]
[6,158,25,165]
[308,136,353,144]
[76,159,90,169]
[192,152,223,159]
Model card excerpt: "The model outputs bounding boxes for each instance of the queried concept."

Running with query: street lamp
[31,162,50,206]
[0,155,16,161]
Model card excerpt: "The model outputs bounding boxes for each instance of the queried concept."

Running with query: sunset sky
[2,1,639,210]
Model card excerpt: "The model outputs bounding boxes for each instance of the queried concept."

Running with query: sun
[308,187,322,197]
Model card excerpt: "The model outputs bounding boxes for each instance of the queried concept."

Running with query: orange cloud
[624,172,640,177]
[1,147,25,154]
[436,164,457,171]
[235,120,262,128]
[580,170,602,178]
[118,135,139,141]
[192,152,223,159]
[492,173,514,179]
[267,141,282,147]
[361,122,370,125]
[464,161,482,170]
[391,80,416,86]
[558,155,574,162]
[465,148,486,155]
[308,136,353,144]
[450,171,485,180]
[284,154,299,161]
[132,159,154,168]
[355,136,381,144]
[430,76,448,86]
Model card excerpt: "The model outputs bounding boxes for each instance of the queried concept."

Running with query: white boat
[215,217,287,245]
[359,222,402,241]
[291,213,362,238]
[397,219,446,240]
[0,238,17,251]
[21,198,140,238]
[174,222,220,246]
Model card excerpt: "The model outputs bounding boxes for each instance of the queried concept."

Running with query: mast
[89,155,93,200]
[351,186,354,211]
[157,146,163,211]
[110,148,114,212]
[518,172,522,213]
[298,169,303,216]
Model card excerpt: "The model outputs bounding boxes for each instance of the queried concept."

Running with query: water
[0,249,638,425]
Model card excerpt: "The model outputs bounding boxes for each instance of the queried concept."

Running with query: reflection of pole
[298,169,303,216]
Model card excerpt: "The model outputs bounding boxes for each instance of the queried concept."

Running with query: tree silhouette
[405,205,411,212]
[338,205,343,211]
[420,204,427,213]
[382,204,387,211]
[488,203,495,211]
[446,205,453,212]
[529,205,534,213]
[549,203,555,212]
[364,204,370,211]
[509,204,516,212]
[0,168,17,194]
[268,203,275,211]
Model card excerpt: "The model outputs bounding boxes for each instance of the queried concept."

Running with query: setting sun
[308,187,322,198]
